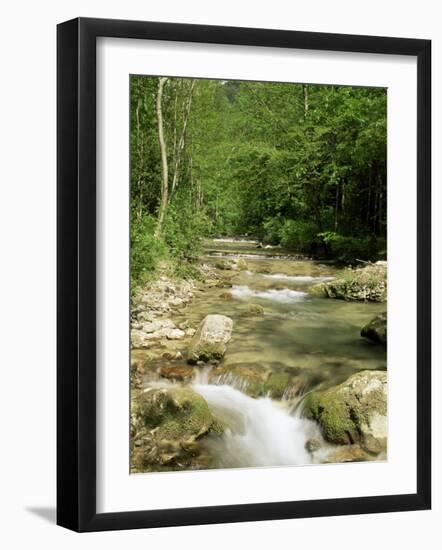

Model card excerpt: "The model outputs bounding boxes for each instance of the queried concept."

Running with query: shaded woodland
[130,76,387,289]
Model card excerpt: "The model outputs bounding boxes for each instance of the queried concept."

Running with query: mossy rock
[361,312,387,345]
[210,363,293,399]
[308,283,327,297]
[214,260,232,270]
[303,370,387,452]
[235,258,248,271]
[242,303,265,317]
[318,264,387,302]
[188,314,233,364]
[305,437,322,454]
[131,386,223,472]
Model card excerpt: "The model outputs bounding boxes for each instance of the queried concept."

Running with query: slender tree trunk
[366,166,372,226]
[135,99,143,222]
[334,184,339,231]
[171,80,196,195]
[303,84,309,119]
[154,77,169,239]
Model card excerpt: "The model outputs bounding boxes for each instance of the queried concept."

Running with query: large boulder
[303,370,387,454]
[131,386,223,472]
[361,312,387,345]
[188,314,233,364]
[311,263,387,302]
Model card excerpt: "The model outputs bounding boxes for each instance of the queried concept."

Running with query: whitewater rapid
[193,383,323,468]
[230,285,308,303]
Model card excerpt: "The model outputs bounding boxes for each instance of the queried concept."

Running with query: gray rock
[303,370,387,454]
[188,314,233,364]
[165,328,186,340]
[305,437,322,453]
[131,329,153,349]
[361,312,387,345]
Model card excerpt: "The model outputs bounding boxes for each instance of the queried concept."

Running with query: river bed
[133,238,387,470]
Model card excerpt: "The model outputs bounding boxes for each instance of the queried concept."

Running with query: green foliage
[130,75,387,281]
[278,220,319,251]
[262,217,284,245]
[130,214,166,291]
[163,193,212,262]
[318,232,384,262]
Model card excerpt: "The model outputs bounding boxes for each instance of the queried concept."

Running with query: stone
[159,365,195,382]
[165,328,186,340]
[243,303,265,317]
[141,320,163,333]
[188,314,233,364]
[210,363,294,399]
[361,312,387,345]
[215,260,232,270]
[324,445,371,463]
[131,329,152,349]
[314,263,387,302]
[234,258,248,271]
[131,386,222,472]
[303,370,387,453]
[305,437,322,453]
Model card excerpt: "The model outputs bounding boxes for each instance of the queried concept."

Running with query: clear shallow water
[177,239,386,383]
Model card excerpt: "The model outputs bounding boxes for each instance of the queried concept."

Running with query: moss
[211,364,295,399]
[303,391,359,444]
[315,264,387,302]
[210,417,226,435]
[242,303,265,317]
[131,386,223,473]
[134,386,213,440]
[188,341,226,364]
[303,371,387,446]
[236,258,248,271]
[308,283,327,297]
[263,371,291,398]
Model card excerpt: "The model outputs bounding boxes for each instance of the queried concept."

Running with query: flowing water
[194,383,322,467]
[151,238,386,468]
[190,238,386,377]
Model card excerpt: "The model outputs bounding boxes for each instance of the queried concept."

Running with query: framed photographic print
[57,17,431,532]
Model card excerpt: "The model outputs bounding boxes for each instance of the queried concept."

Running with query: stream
[140,238,387,468]
[190,239,385,467]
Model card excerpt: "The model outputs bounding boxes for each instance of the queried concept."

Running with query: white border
[96,37,417,514]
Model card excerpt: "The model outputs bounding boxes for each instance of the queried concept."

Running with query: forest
[129,75,388,473]
[130,76,386,290]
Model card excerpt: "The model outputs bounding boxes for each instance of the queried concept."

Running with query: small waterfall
[193,383,322,468]
[230,285,307,303]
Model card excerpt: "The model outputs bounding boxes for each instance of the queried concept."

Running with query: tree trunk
[135,99,144,222]
[334,184,339,231]
[171,80,196,195]
[303,84,309,119]
[154,77,169,239]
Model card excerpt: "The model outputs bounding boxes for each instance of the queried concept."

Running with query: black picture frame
[57,17,431,532]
